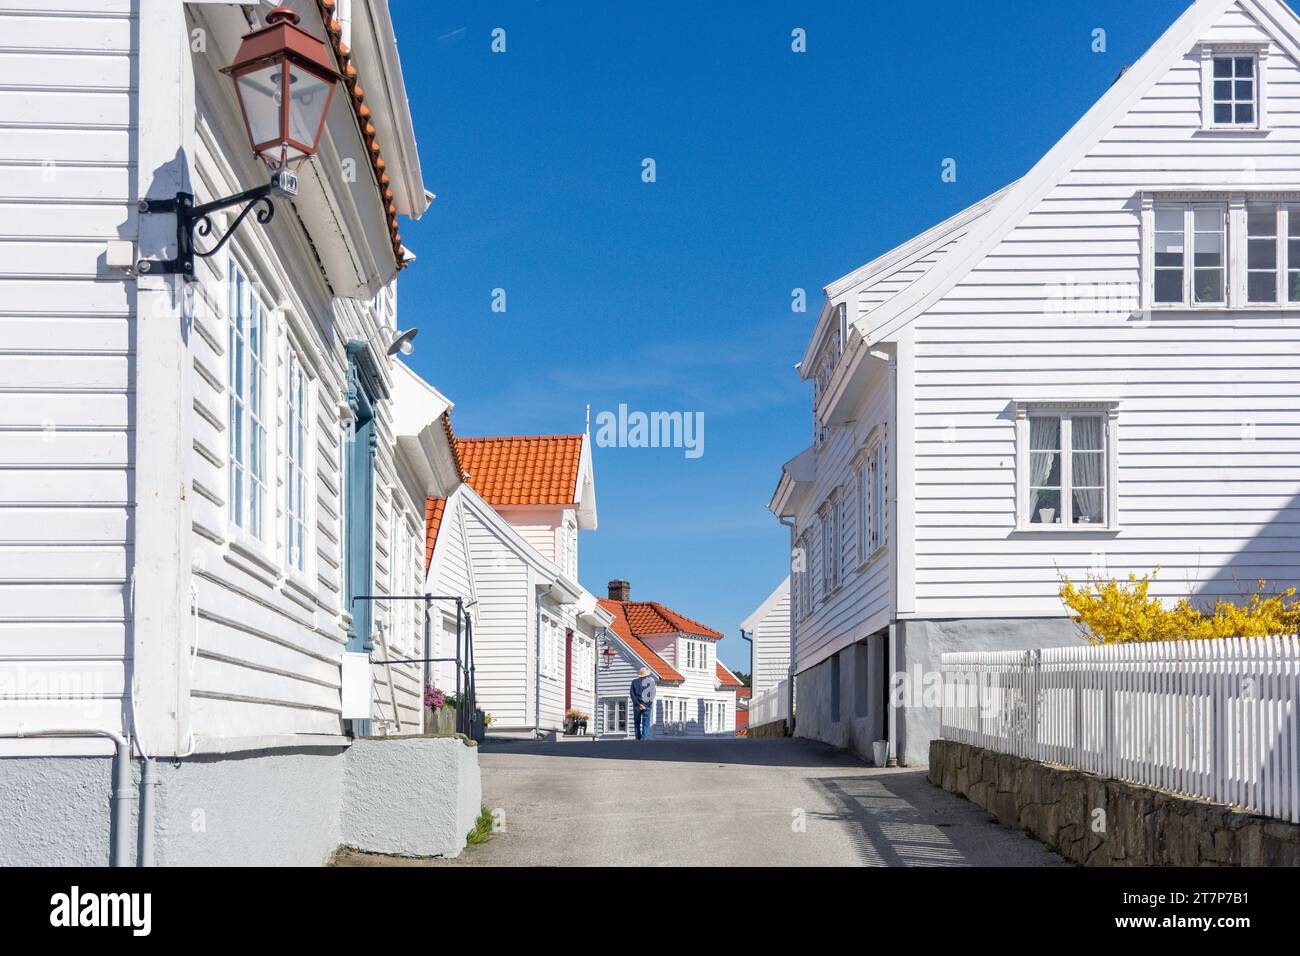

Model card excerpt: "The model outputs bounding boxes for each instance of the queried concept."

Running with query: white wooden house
[740,576,791,701]
[425,433,613,735]
[0,0,481,865]
[771,0,1300,767]
[596,581,739,737]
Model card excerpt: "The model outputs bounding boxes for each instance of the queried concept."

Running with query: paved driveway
[450,736,1067,867]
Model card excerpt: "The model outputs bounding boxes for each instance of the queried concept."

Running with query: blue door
[343,343,384,736]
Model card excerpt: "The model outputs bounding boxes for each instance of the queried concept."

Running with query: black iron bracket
[136,169,298,279]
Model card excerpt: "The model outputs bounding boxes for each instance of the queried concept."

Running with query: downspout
[779,515,797,734]
[533,585,544,736]
[8,729,133,866]
[885,346,901,767]
[738,627,753,690]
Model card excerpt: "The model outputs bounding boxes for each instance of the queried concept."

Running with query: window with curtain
[1024,411,1110,528]
[820,492,839,596]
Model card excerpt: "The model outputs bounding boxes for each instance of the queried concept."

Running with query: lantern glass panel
[237,62,284,149]
[287,65,332,150]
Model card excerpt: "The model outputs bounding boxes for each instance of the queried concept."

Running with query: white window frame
[796,530,812,619]
[283,343,313,580]
[226,258,272,553]
[819,491,839,597]
[1198,42,1268,132]
[1146,200,1228,309]
[1014,401,1119,532]
[1142,193,1300,311]
[602,698,628,734]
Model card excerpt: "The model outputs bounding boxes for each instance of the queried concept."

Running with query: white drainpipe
[7,728,134,866]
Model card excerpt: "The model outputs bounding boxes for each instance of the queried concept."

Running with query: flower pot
[425,703,457,736]
[1038,507,1056,525]
[872,740,889,767]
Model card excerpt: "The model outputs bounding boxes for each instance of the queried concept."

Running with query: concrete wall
[793,637,887,764]
[0,755,131,867]
[341,736,481,859]
[0,737,481,865]
[895,617,1079,766]
[931,739,1300,867]
[792,617,1079,767]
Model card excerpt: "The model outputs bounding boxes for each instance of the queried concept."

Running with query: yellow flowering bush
[1058,569,1300,644]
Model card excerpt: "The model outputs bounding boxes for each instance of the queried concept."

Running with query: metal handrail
[350,593,477,737]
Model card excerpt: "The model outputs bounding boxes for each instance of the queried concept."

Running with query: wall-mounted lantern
[137,8,342,279]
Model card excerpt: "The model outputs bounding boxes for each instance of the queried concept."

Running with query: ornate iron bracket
[136,169,298,279]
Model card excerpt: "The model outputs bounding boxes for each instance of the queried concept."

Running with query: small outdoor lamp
[224,6,342,171]
[137,7,342,279]
[386,327,419,357]
[601,643,616,670]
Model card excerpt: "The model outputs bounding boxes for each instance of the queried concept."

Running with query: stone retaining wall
[748,718,789,740]
[930,738,1300,866]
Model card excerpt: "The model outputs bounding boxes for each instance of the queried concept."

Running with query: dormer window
[1198,42,1268,131]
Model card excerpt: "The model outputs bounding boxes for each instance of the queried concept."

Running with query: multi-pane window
[1212,56,1256,127]
[603,698,627,734]
[819,492,839,596]
[1245,203,1300,305]
[227,261,268,539]
[1153,203,1225,306]
[285,350,308,572]
[1026,414,1108,527]
[861,439,886,555]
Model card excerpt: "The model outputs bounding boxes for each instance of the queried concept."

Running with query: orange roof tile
[424,497,446,571]
[597,599,684,683]
[716,662,742,689]
[617,601,724,640]
[456,435,583,507]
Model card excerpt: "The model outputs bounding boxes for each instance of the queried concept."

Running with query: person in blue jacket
[630,667,656,740]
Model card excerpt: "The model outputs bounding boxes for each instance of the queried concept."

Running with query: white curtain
[1072,416,1105,523]
[1029,417,1060,520]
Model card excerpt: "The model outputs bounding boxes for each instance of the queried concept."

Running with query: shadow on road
[479,735,868,770]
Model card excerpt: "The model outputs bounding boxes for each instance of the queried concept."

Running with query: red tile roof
[616,601,723,640]
[597,600,684,683]
[442,412,465,480]
[312,0,406,268]
[456,435,583,507]
[424,497,446,571]
[716,662,742,689]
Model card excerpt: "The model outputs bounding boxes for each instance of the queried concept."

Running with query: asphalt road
[447,735,1069,867]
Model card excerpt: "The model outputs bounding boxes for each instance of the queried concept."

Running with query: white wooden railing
[750,679,790,729]
[941,638,1300,823]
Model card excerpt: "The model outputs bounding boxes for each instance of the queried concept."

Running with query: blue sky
[390,0,1193,672]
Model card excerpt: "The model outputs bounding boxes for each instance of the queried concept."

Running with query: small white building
[772,0,1300,766]
[0,0,481,865]
[596,581,739,737]
[740,577,791,701]
[425,433,612,735]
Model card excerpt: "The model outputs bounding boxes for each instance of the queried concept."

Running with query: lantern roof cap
[223,5,341,80]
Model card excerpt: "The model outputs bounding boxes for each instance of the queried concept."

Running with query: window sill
[227,534,280,581]
[1195,126,1271,136]
[1013,524,1121,536]
[1147,304,1300,313]
[855,545,888,573]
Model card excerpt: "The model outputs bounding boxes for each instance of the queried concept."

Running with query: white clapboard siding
[0,0,135,755]
[790,366,893,674]
[742,577,791,699]
[941,638,1300,824]
[906,3,1300,618]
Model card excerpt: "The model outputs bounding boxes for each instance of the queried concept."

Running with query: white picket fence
[749,679,790,729]
[940,637,1300,823]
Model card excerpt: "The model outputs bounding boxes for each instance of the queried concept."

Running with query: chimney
[607,579,630,602]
